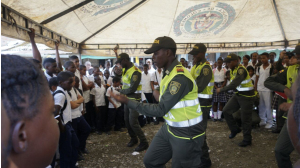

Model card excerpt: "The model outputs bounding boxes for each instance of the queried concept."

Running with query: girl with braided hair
[1,55,59,168]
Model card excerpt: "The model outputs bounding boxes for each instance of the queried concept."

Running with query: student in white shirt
[53,71,79,168]
[69,55,83,91]
[88,65,105,85]
[150,67,163,125]
[43,58,57,81]
[79,65,96,131]
[212,58,227,121]
[68,77,91,156]
[106,77,124,135]
[254,52,273,129]
[146,59,156,74]
[246,66,256,84]
[242,55,252,68]
[90,76,107,135]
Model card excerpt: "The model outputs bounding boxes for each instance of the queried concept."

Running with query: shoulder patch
[238,68,244,75]
[206,61,210,64]
[203,68,210,76]
[239,64,243,66]
[169,81,181,95]
[176,66,184,73]
[279,70,284,73]
[134,67,138,70]
[132,75,138,82]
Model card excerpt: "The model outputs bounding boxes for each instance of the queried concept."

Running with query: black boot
[238,140,252,147]
[127,138,138,147]
[134,142,149,152]
[229,128,241,139]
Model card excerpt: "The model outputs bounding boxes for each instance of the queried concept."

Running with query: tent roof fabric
[1,0,300,56]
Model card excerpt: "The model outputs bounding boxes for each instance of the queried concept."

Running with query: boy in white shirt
[106,77,124,135]
[53,71,79,168]
[90,76,107,135]
[254,52,273,129]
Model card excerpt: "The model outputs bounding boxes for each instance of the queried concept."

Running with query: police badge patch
[238,69,244,75]
[132,75,138,82]
[203,68,209,76]
[169,81,181,95]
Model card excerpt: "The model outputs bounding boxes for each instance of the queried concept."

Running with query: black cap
[224,53,239,63]
[292,43,300,54]
[188,43,207,55]
[144,36,176,54]
[116,53,129,63]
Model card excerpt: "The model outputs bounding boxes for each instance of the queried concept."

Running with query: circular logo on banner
[173,2,236,37]
[80,0,134,16]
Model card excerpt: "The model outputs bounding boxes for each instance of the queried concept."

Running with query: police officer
[216,53,256,147]
[264,44,300,168]
[115,53,149,152]
[189,43,213,168]
[112,36,205,167]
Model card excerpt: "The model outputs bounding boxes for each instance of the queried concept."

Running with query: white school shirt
[54,86,72,124]
[82,76,91,103]
[44,71,56,81]
[106,86,121,109]
[256,64,271,92]
[151,70,163,89]
[148,67,156,74]
[107,76,113,86]
[75,69,83,91]
[141,72,153,93]
[69,88,82,119]
[213,68,226,83]
[90,84,106,107]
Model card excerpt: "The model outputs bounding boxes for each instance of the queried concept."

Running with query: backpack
[52,90,67,122]
[257,64,274,77]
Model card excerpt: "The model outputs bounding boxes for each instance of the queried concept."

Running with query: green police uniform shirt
[119,63,141,100]
[220,65,255,96]
[127,59,204,137]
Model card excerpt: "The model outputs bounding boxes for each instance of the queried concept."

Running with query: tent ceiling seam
[167,0,180,36]
[40,0,93,24]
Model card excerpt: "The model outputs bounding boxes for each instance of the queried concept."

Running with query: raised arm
[28,28,42,62]
[55,41,63,71]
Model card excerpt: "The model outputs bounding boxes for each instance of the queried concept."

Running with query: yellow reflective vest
[230,65,254,92]
[190,62,214,99]
[122,65,142,100]
[286,64,299,103]
[160,65,202,128]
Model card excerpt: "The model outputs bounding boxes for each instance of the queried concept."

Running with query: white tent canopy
[1,0,300,57]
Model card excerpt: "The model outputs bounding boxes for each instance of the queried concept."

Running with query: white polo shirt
[54,86,72,124]
[90,84,106,107]
[44,71,56,81]
[106,86,121,109]
[88,74,105,85]
[151,70,163,89]
[141,72,153,93]
[256,64,271,92]
[69,88,82,119]
[213,68,226,83]
[75,69,82,91]
[82,76,91,103]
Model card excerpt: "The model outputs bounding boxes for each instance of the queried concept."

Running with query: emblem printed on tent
[81,0,134,16]
[173,2,236,37]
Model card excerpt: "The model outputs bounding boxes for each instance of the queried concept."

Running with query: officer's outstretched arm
[196,65,212,93]
[220,67,246,92]
[119,71,141,95]
[127,75,193,117]
[264,69,287,92]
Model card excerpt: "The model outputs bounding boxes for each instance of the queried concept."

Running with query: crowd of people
[1,29,300,168]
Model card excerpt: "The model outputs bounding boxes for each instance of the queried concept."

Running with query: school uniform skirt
[213,82,227,103]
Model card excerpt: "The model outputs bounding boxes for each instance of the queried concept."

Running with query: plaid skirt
[271,93,279,110]
[213,82,227,103]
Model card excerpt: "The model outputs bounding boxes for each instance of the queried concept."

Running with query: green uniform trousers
[276,97,287,130]
[200,106,211,164]
[274,121,294,168]
[223,94,255,142]
[124,104,147,143]
[143,124,204,168]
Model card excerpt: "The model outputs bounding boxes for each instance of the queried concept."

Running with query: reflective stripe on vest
[198,93,213,98]
[166,115,203,127]
[236,86,253,91]
[135,90,142,93]
[172,98,199,109]
[207,82,214,86]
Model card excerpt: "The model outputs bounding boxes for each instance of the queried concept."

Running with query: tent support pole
[272,0,287,44]
[78,44,82,64]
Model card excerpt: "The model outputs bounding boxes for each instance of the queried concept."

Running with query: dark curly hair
[1,55,49,126]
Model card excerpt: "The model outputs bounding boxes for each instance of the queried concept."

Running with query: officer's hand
[284,88,292,100]
[111,92,129,104]
[279,102,292,112]
[216,88,221,94]
[153,90,160,102]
